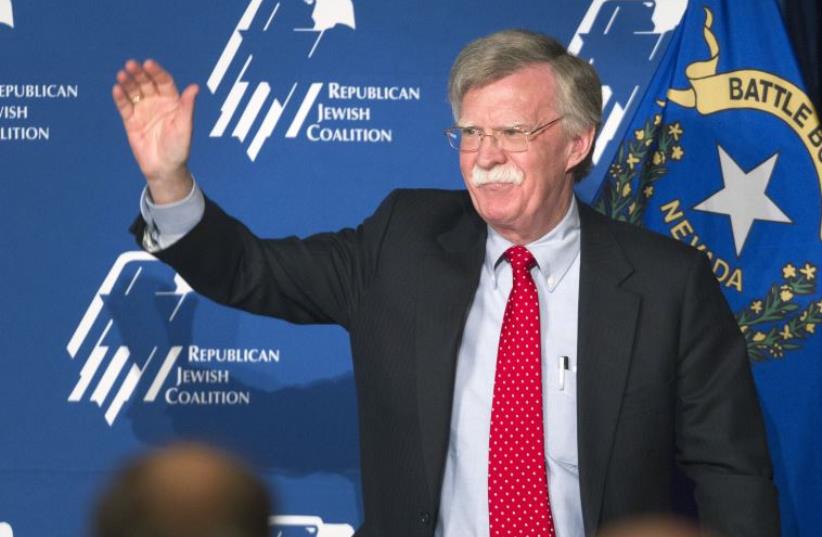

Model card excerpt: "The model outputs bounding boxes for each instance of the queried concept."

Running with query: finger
[143,59,179,97]
[179,83,200,122]
[125,59,157,98]
[112,83,134,121]
[117,66,142,103]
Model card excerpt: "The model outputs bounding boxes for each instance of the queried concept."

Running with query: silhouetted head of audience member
[596,515,724,537]
[94,443,271,537]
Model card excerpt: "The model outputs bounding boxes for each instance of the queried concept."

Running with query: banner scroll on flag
[592,2,822,536]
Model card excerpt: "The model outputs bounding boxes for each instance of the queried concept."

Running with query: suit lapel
[415,194,486,502]
[576,204,641,535]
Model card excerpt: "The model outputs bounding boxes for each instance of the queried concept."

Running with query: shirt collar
[484,197,581,292]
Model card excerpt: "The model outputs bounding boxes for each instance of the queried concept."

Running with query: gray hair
[448,29,602,180]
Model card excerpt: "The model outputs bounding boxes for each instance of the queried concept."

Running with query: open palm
[113,59,198,202]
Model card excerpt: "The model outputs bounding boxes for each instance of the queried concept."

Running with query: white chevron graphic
[0,0,13,28]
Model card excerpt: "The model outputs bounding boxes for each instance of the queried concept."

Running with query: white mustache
[471,164,524,186]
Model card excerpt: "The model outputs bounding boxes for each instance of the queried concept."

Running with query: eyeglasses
[444,117,563,152]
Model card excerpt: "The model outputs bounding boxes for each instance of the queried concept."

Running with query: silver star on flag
[694,145,791,256]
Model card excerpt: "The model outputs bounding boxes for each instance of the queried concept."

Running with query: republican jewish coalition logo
[65,252,192,425]
[208,0,356,160]
[0,0,13,28]
[66,253,278,425]
[206,0,420,161]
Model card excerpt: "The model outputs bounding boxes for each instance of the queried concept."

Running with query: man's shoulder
[378,188,476,227]
[578,201,705,271]
[388,188,470,210]
[364,188,484,255]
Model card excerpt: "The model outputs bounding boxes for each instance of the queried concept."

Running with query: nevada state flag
[592,2,822,536]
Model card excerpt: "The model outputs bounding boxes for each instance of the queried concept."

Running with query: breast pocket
[545,355,578,467]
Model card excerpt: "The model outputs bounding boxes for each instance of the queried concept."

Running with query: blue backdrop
[2,1,818,536]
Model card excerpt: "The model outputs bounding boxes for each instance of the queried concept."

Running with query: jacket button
[419,511,431,524]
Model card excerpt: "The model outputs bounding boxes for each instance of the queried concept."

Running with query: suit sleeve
[130,190,401,330]
[675,254,780,537]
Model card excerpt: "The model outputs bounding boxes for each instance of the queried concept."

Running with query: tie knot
[504,245,536,272]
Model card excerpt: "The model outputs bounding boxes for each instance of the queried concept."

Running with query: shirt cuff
[139,181,205,252]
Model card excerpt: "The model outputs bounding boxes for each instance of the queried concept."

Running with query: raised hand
[113,59,198,204]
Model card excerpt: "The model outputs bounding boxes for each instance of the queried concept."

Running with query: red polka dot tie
[488,246,555,537]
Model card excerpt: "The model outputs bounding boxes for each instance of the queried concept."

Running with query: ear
[563,125,596,173]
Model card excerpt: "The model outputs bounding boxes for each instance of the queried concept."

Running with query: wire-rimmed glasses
[444,117,563,152]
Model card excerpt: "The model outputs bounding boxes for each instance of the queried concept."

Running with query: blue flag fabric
[592,2,822,536]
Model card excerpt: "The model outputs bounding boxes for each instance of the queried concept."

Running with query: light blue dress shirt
[142,186,583,537]
[435,199,582,537]
[139,183,205,251]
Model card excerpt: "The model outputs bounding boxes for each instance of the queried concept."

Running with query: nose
[474,133,507,169]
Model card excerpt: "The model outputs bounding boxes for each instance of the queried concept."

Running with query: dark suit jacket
[135,189,779,537]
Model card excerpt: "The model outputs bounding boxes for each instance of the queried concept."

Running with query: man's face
[458,63,591,243]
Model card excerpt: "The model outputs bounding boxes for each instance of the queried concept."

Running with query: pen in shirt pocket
[558,355,569,391]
